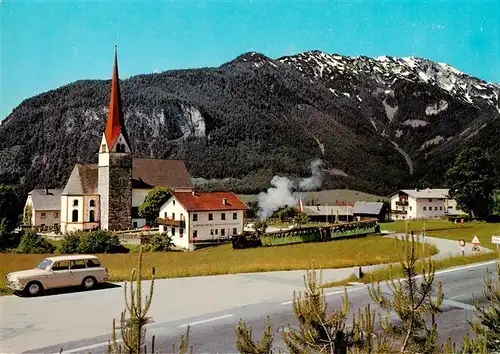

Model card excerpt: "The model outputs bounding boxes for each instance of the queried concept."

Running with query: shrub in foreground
[16,231,56,254]
[59,230,128,254]
[149,232,173,252]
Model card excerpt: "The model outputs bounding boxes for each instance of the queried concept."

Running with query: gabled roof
[353,201,384,215]
[132,159,193,189]
[391,188,450,199]
[62,164,99,195]
[302,205,353,216]
[104,47,130,149]
[28,189,63,211]
[62,159,193,195]
[170,191,248,211]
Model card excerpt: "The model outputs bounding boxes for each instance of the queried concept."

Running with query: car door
[70,260,88,286]
[47,260,72,288]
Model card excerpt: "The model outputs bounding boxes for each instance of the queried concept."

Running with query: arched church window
[89,210,95,222]
[73,200,79,206]
[90,200,95,207]
[72,209,79,222]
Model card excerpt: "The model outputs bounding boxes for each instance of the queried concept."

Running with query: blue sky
[1,0,499,119]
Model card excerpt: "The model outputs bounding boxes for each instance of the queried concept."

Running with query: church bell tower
[98,46,132,230]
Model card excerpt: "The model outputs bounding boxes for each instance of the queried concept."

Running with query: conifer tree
[235,316,275,354]
[351,304,393,354]
[368,233,443,353]
[465,262,500,353]
[107,246,192,354]
[281,269,353,353]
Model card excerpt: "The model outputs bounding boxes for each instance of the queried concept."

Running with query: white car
[6,254,109,296]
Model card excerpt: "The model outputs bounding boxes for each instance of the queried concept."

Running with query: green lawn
[380,219,500,250]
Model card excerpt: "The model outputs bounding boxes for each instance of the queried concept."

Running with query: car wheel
[25,281,44,297]
[82,276,97,290]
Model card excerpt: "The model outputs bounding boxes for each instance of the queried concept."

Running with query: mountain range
[1,50,499,211]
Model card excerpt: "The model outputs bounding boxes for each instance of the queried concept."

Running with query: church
[24,48,194,233]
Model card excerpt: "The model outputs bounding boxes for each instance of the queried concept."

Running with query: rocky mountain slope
[1,50,499,207]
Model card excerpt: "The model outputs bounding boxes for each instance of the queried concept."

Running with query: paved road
[15,260,498,354]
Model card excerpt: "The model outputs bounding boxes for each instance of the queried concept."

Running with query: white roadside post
[491,235,500,252]
[459,239,466,256]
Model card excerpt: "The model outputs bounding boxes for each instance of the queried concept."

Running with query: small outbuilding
[353,201,386,222]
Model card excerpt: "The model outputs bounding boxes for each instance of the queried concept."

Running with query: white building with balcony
[390,188,463,220]
[158,191,248,250]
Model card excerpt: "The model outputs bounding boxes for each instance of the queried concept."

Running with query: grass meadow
[0,235,435,295]
[323,219,500,288]
[380,219,500,249]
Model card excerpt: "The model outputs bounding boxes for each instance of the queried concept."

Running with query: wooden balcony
[395,200,408,206]
[157,217,186,228]
[391,210,407,215]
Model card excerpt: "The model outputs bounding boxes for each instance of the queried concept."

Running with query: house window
[173,200,176,205]
[215,229,218,235]
[440,206,443,210]
[72,209,78,222]
[41,212,46,218]
[210,229,214,236]
[54,212,58,219]
[193,213,198,221]
[221,228,225,236]
[180,228,184,236]
[428,199,432,202]
[73,200,79,206]
[172,227,176,236]
[448,206,453,209]
[233,228,237,235]
[193,230,198,238]
[209,213,213,221]
[133,222,138,228]
[89,210,95,222]
[101,144,107,152]
[409,207,412,211]
[172,213,175,220]
[435,206,438,211]
[164,212,167,218]
[423,207,427,211]
[221,213,226,220]
[233,213,237,220]
[90,200,95,207]
[180,213,184,220]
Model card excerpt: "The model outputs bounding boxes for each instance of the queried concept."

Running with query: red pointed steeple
[104,46,129,149]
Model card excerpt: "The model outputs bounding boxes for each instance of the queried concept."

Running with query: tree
[368,233,443,353]
[0,184,18,232]
[252,219,268,236]
[107,246,192,354]
[464,262,500,352]
[138,187,171,225]
[293,212,309,227]
[235,316,274,354]
[24,203,32,226]
[281,269,355,353]
[445,147,497,219]
[245,201,260,219]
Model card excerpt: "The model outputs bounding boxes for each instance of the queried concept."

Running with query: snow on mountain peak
[277,50,499,114]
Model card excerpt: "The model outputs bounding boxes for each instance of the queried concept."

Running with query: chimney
[223,198,228,205]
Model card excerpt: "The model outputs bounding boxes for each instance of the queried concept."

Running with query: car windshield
[36,259,52,270]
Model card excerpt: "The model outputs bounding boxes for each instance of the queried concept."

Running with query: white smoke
[299,158,323,190]
[257,159,324,219]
